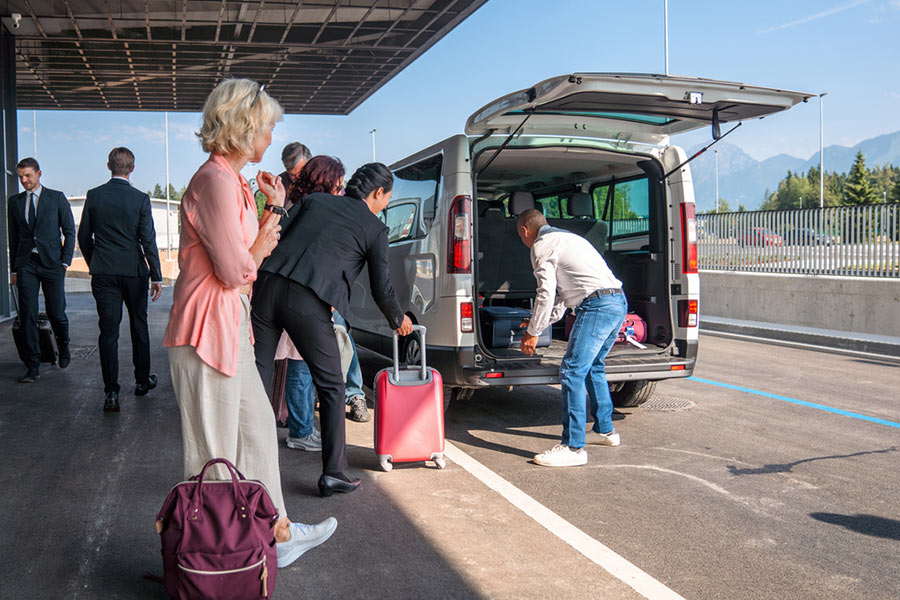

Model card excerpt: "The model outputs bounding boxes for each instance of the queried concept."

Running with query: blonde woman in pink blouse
[162,79,336,569]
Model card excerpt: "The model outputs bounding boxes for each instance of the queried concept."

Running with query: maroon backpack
[156,458,279,599]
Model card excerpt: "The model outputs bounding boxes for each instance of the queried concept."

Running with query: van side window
[392,155,442,226]
[536,195,562,218]
[385,203,419,244]
[593,178,650,238]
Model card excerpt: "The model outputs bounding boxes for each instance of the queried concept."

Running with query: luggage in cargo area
[479,306,551,349]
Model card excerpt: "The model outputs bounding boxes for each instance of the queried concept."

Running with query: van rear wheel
[610,380,657,408]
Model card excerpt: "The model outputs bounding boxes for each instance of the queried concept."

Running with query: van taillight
[678,299,699,328]
[680,202,698,274]
[448,195,471,274]
[460,302,474,333]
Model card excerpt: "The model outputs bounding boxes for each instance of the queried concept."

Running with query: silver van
[348,73,810,408]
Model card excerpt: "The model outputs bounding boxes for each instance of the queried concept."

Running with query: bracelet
[264,204,287,216]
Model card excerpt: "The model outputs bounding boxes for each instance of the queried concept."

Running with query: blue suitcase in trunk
[479,306,552,349]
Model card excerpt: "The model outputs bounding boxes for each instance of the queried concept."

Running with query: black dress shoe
[318,474,361,497]
[135,373,158,396]
[19,367,40,383]
[58,344,71,369]
[103,391,120,412]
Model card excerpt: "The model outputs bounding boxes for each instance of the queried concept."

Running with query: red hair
[288,155,345,204]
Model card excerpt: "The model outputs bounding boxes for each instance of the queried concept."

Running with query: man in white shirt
[517,209,627,467]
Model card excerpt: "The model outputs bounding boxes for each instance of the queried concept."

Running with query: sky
[14,0,900,198]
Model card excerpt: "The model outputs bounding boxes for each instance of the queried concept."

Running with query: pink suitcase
[374,326,446,472]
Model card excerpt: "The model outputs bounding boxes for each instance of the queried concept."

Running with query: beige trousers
[168,295,286,517]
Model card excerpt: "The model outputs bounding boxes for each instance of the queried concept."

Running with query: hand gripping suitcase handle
[392,325,427,381]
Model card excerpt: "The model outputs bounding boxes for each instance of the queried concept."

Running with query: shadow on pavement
[0,292,482,598]
[810,513,900,541]
[725,446,897,475]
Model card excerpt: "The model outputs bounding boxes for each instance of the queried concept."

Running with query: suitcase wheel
[378,457,393,472]
[433,455,446,470]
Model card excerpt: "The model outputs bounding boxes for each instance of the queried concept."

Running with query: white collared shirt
[527,225,623,336]
[24,184,43,224]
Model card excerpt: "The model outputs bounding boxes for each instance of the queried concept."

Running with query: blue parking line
[687,377,900,430]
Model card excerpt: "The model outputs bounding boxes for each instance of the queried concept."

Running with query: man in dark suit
[277,142,311,192]
[8,157,76,383]
[78,147,163,412]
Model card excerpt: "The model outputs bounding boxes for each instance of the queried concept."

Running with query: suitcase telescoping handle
[392,325,427,381]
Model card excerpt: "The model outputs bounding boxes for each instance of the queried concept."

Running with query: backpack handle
[189,458,250,519]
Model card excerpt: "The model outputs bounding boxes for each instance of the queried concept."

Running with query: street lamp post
[165,112,171,261]
[818,92,827,209]
[664,0,669,75]
[714,149,719,214]
[369,129,377,161]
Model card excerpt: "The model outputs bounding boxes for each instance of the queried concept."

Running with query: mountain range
[688,130,900,212]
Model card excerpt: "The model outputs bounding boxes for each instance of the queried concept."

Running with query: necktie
[27,192,35,226]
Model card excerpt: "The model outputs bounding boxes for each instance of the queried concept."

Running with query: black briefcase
[10,285,58,365]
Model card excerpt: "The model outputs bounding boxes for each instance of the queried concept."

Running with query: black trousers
[16,254,69,369]
[91,274,151,393]
[251,272,347,477]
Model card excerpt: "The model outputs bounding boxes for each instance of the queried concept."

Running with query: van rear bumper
[430,340,697,388]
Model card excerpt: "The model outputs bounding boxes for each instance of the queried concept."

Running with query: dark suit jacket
[7,186,76,270]
[78,178,162,281]
[260,192,404,329]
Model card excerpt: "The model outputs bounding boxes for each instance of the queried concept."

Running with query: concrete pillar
[1,24,17,318]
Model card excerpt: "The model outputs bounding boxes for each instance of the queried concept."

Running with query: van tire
[399,331,422,367]
[610,380,657,407]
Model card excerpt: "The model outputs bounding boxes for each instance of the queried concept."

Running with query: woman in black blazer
[252,162,413,496]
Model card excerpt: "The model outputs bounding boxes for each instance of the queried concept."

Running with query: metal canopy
[5,0,486,114]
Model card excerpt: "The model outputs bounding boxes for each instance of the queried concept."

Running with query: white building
[68,196,180,253]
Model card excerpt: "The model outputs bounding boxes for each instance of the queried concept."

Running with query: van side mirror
[712,108,722,140]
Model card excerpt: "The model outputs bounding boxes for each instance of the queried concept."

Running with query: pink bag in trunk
[156,458,279,599]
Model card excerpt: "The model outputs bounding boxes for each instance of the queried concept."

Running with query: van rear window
[593,178,650,238]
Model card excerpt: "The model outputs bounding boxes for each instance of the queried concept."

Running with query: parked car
[783,228,833,246]
[740,227,783,247]
[348,73,810,408]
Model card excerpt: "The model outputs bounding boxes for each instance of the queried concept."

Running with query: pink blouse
[162,155,258,376]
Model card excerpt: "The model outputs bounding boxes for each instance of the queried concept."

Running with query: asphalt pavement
[1,290,898,599]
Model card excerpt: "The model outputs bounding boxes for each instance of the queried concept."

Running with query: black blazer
[7,186,76,270]
[260,192,404,329]
[77,178,162,281]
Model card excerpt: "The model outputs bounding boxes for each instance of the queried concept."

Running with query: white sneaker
[276,518,338,568]
[587,429,621,447]
[534,444,588,467]
[286,433,322,451]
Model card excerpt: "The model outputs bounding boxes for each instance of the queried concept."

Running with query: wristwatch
[264,204,287,216]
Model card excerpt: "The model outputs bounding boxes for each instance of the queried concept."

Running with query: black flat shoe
[18,367,40,383]
[58,344,70,369]
[103,391,120,413]
[318,474,360,497]
[135,373,158,396]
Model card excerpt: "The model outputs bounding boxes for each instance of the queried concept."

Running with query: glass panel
[392,155,442,222]
[535,195,562,218]
[610,178,650,237]
[385,203,418,244]
[507,109,675,125]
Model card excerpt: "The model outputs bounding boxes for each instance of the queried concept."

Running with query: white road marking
[443,441,686,600]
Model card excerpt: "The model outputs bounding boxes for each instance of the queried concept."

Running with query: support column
[1,24,17,318]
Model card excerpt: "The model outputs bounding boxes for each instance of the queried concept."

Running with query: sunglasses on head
[250,82,265,108]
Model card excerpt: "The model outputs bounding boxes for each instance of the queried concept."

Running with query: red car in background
[739,227,783,247]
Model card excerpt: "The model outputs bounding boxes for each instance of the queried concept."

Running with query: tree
[843,150,878,205]
[890,175,900,204]
[148,183,185,201]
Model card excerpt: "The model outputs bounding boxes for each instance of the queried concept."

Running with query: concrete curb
[701,316,900,359]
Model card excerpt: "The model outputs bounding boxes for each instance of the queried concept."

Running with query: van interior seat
[509,191,536,216]
[542,192,609,252]
[477,191,537,297]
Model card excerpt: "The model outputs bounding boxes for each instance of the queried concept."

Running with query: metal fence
[697,204,900,278]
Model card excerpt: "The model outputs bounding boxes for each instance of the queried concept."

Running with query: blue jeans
[285,359,315,438]
[331,311,364,402]
[559,292,627,449]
